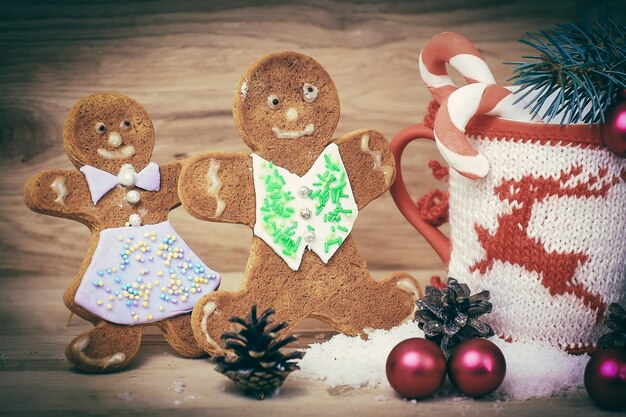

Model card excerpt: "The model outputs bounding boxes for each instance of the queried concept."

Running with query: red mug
[390,31,626,353]
[390,107,626,353]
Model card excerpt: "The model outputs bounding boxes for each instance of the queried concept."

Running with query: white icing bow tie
[80,162,161,204]
[252,143,359,270]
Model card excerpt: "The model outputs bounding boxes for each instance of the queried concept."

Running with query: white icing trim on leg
[201,301,219,348]
[396,277,420,322]
[70,334,126,370]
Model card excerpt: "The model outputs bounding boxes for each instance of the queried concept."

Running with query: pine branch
[506,6,626,124]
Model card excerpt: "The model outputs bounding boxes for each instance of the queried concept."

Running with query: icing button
[125,190,141,204]
[299,208,312,220]
[303,230,315,243]
[118,164,137,187]
[297,186,310,198]
[119,172,136,187]
[128,214,142,227]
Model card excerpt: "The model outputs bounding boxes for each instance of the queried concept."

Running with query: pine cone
[598,303,626,348]
[415,278,494,358]
[213,305,304,400]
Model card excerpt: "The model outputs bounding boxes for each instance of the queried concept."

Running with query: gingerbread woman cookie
[24,93,221,372]
[179,52,421,356]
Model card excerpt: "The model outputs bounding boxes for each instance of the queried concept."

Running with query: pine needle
[505,5,626,124]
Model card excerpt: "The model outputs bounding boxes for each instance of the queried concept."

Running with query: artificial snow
[490,337,588,400]
[296,321,424,389]
[295,321,588,400]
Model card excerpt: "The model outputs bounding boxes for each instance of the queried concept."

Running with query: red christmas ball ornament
[602,91,626,158]
[448,339,506,397]
[584,347,626,410]
[386,338,447,399]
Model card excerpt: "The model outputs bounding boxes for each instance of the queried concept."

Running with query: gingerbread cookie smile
[97,145,136,160]
[272,122,315,139]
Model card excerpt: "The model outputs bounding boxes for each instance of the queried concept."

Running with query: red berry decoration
[584,347,626,410]
[386,338,447,399]
[448,338,506,397]
[602,90,626,158]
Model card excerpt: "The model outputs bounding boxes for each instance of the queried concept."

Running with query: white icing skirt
[74,221,220,325]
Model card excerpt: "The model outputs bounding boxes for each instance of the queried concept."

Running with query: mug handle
[390,123,452,266]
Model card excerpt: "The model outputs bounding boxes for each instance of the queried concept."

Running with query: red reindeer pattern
[470,165,622,322]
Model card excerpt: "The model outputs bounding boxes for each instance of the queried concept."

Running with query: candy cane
[434,83,535,179]
[418,32,496,103]
[419,32,537,179]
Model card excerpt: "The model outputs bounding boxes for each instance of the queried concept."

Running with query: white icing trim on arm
[360,134,393,186]
[207,159,225,217]
[240,79,248,98]
[50,176,67,207]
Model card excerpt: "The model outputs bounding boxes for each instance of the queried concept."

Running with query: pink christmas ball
[602,93,626,157]
[448,338,506,397]
[584,347,626,410]
[385,338,447,399]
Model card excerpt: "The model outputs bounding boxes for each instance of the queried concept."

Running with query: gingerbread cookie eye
[303,83,318,103]
[119,120,132,131]
[95,122,107,134]
[267,95,281,110]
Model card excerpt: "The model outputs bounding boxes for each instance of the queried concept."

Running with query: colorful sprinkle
[83,227,220,324]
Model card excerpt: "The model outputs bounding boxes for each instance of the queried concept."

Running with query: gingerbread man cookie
[24,93,221,372]
[179,52,421,356]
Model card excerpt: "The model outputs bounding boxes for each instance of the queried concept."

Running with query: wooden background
[7,0,625,279]
[1,1,624,415]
